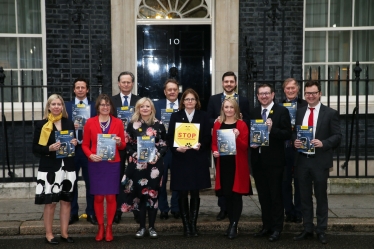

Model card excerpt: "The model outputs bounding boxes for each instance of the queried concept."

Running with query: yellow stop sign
[173,123,200,148]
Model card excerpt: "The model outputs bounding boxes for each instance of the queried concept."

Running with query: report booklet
[296,125,315,154]
[72,103,91,130]
[217,129,236,156]
[117,106,134,130]
[97,134,116,160]
[55,130,75,158]
[250,119,269,146]
[137,136,156,163]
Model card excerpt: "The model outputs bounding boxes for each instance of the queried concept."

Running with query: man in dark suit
[281,78,308,224]
[293,81,341,244]
[206,71,250,221]
[154,79,180,220]
[251,83,292,242]
[111,71,141,223]
[65,77,97,225]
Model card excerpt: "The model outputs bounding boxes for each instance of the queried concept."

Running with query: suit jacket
[207,93,250,127]
[65,100,97,121]
[111,93,141,117]
[212,120,250,194]
[293,104,341,169]
[32,117,75,172]
[168,109,212,190]
[81,115,126,163]
[154,98,180,121]
[250,103,292,167]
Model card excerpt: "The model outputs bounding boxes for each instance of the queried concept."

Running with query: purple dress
[88,120,120,195]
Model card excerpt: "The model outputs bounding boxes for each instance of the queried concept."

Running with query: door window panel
[305,31,326,63]
[17,0,41,34]
[330,0,351,27]
[328,31,350,62]
[354,0,374,26]
[305,0,328,27]
[352,30,374,62]
[0,38,17,68]
[0,0,16,33]
[20,38,43,68]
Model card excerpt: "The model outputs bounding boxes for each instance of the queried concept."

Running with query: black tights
[224,192,243,223]
[178,190,200,199]
[138,201,158,228]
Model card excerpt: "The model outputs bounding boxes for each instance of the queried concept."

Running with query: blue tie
[123,96,128,106]
[169,102,175,109]
[262,109,267,121]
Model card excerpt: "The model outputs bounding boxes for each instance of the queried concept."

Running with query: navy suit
[65,99,96,216]
[111,93,141,117]
[282,98,308,220]
[250,103,292,232]
[154,99,179,213]
[293,104,341,234]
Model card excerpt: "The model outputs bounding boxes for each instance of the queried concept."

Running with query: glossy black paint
[137,25,211,110]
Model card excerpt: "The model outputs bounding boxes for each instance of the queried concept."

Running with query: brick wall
[238,0,304,108]
[45,0,112,100]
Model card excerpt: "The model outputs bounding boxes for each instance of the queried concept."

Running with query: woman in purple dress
[82,94,126,242]
[121,97,167,239]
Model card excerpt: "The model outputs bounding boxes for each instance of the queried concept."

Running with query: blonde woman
[121,97,167,239]
[33,94,77,244]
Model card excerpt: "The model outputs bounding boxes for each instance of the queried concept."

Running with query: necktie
[169,102,175,109]
[77,101,83,141]
[123,96,129,106]
[262,109,267,121]
[308,107,315,126]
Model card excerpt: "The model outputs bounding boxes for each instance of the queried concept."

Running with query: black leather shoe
[113,211,122,224]
[87,214,98,225]
[216,210,228,221]
[294,216,302,223]
[254,228,271,238]
[285,214,294,222]
[160,211,169,220]
[268,231,280,242]
[171,211,180,219]
[317,233,327,244]
[60,236,74,243]
[69,214,79,225]
[45,237,59,244]
[293,230,314,241]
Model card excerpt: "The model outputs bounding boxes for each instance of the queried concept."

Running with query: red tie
[308,108,315,126]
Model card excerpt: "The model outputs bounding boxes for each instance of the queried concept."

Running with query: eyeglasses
[304,91,319,96]
[258,92,271,96]
[99,104,110,107]
[184,98,196,102]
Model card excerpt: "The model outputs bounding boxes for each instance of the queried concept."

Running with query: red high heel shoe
[105,224,113,242]
[95,224,105,241]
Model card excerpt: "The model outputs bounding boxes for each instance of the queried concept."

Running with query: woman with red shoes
[82,94,126,242]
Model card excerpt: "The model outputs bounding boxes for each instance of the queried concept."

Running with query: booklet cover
[117,106,134,130]
[160,108,178,133]
[173,122,200,148]
[250,119,269,146]
[97,134,116,161]
[137,136,156,163]
[280,102,297,127]
[296,125,315,154]
[217,129,236,156]
[72,104,91,130]
[55,130,75,158]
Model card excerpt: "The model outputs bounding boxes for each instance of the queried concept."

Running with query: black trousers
[252,159,284,232]
[296,156,329,234]
[224,192,243,223]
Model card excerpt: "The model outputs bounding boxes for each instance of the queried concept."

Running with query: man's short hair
[163,78,179,90]
[304,81,321,92]
[257,83,274,93]
[117,71,135,83]
[73,77,89,89]
[282,78,299,89]
[222,71,237,82]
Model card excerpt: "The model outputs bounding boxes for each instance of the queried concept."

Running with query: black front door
[137,25,211,110]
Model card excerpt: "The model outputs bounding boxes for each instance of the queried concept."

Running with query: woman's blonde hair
[219,98,241,123]
[131,97,156,126]
[43,94,68,119]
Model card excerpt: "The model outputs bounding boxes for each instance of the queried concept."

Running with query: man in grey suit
[293,81,341,244]
[111,71,141,223]
[154,78,180,220]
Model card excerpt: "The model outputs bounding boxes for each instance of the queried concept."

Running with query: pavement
[0,192,374,236]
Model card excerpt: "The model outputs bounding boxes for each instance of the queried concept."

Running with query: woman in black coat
[168,88,211,237]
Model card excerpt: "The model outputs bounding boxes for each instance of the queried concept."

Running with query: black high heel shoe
[45,237,59,244]
[60,236,74,243]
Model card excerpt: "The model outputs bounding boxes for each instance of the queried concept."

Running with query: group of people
[33,71,341,245]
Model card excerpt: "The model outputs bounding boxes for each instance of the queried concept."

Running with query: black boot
[228,222,238,239]
[190,197,200,237]
[224,223,233,236]
[178,198,191,237]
